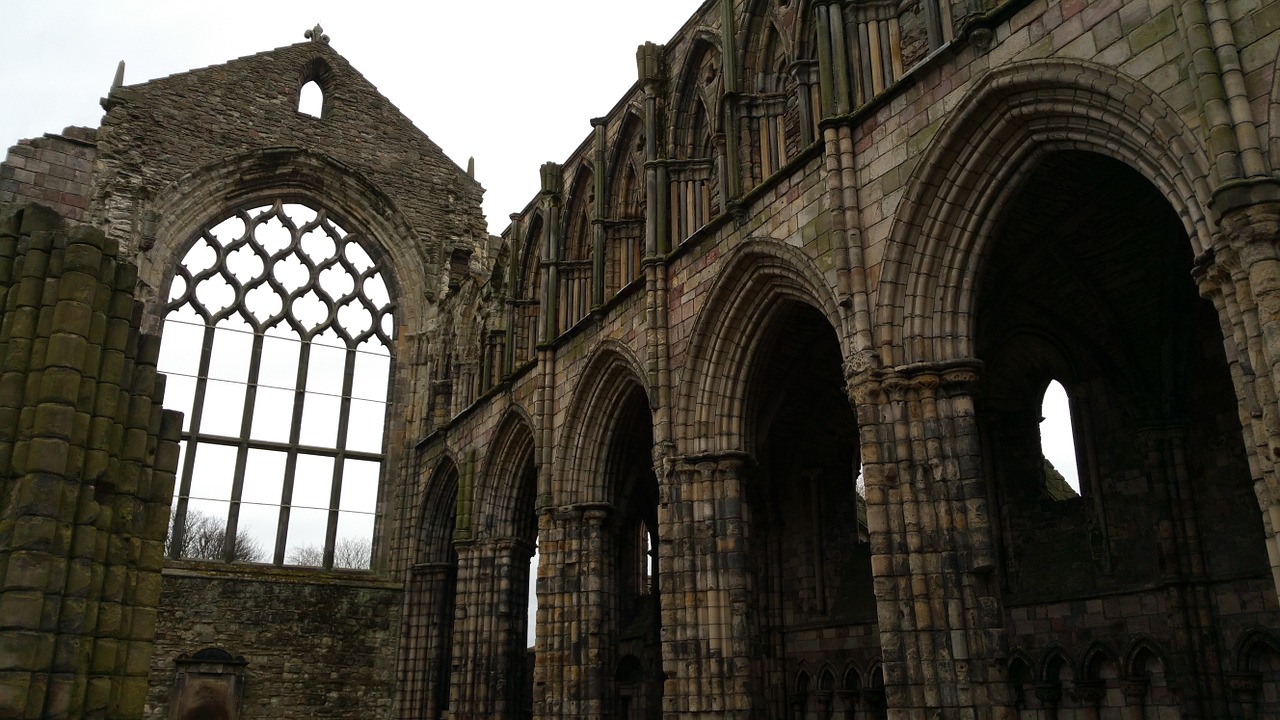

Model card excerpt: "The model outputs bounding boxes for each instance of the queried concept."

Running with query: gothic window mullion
[276,338,313,565]
[169,321,217,560]
[323,344,358,568]
[222,330,265,562]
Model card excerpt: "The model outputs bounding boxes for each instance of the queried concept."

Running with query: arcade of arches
[4,1,1280,719]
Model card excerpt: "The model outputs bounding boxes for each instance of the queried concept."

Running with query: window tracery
[160,200,393,569]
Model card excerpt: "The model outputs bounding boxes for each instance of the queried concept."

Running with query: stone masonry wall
[0,128,97,223]
[143,568,401,720]
[0,203,181,720]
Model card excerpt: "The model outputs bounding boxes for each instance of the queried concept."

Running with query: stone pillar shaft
[659,455,759,718]
[534,504,612,719]
[851,364,1007,718]
[0,206,179,720]
[450,538,535,719]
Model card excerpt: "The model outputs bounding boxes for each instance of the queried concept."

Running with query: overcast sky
[0,0,702,234]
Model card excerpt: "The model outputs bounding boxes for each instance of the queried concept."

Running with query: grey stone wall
[143,567,402,720]
[0,128,97,222]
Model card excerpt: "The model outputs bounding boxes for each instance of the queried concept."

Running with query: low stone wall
[144,565,402,720]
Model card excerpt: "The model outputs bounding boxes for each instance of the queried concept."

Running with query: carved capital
[1217,197,1280,260]
[1120,676,1148,700]
[1225,671,1262,697]
[1034,683,1063,707]
[1072,680,1106,705]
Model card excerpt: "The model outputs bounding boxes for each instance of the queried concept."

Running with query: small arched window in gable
[296,58,335,119]
[1040,379,1081,498]
[298,80,325,118]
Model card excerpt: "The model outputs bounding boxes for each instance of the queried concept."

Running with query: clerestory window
[160,201,394,570]
[1039,379,1081,499]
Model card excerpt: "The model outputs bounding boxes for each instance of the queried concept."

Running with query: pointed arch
[1081,642,1120,681]
[559,163,596,330]
[739,8,800,188]
[475,405,539,542]
[675,239,843,456]
[563,162,596,262]
[1123,637,1169,679]
[556,341,652,505]
[671,32,725,156]
[841,661,863,691]
[875,58,1215,368]
[511,212,545,367]
[145,148,431,335]
[518,211,545,301]
[605,110,647,295]
[1237,629,1280,671]
[418,455,461,565]
[816,664,837,691]
[670,35,725,243]
[1039,645,1075,685]
[296,56,335,118]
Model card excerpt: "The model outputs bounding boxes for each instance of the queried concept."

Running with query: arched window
[1039,379,1081,497]
[298,80,324,118]
[160,201,394,570]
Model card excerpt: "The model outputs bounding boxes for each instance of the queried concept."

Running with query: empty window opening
[527,540,539,648]
[161,201,395,569]
[1040,380,1081,497]
[298,80,324,118]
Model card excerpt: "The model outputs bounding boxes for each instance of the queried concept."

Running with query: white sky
[0,0,703,234]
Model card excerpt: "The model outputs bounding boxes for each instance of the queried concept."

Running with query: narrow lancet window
[298,80,324,118]
[1040,380,1081,497]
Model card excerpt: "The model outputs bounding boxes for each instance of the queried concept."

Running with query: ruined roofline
[104,36,479,187]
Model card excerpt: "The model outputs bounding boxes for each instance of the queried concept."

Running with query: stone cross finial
[305,24,330,44]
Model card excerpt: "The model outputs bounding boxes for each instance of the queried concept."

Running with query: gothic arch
[608,111,647,219]
[562,162,596,262]
[875,58,1215,367]
[739,2,794,91]
[1122,637,1170,678]
[475,406,539,542]
[1080,641,1120,681]
[556,340,652,505]
[418,455,461,565]
[1236,628,1280,671]
[143,148,431,334]
[675,240,843,456]
[671,33,724,158]
[518,210,546,301]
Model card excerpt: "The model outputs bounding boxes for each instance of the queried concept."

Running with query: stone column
[848,363,1010,718]
[399,562,455,720]
[538,163,563,344]
[1072,680,1105,720]
[1034,684,1062,720]
[449,537,537,720]
[591,119,608,309]
[659,454,761,718]
[534,503,613,720]
[1196,203,1280,605]
[1120,677,1148,720]
[0,205,181,719]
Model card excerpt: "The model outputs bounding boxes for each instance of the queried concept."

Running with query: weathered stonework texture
[5,0,1280,717]
[0,203,180,719]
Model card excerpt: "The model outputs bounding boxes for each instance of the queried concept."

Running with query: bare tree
[167,509,266,563]
[286,543,324,567]
[334,535,372,569]
[286,536,372,570]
